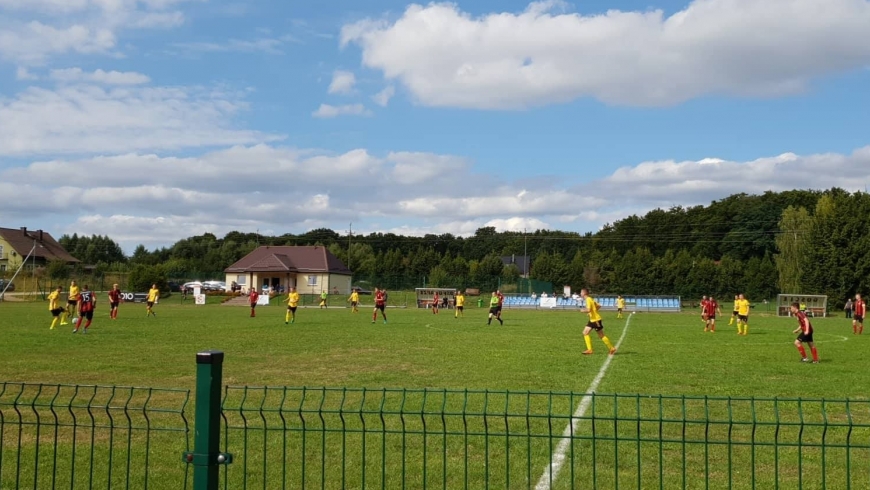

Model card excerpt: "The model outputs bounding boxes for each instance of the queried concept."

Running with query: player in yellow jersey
[347,289,360,313]
[616,295,626,319]
[580,289,616,355]
[146,284,159,317]
[455,290,465,318]
[48,286,64,330]
[285,287,300,324]
[728,295,739,326]
[67,280,80,324]
[735,293,750,335]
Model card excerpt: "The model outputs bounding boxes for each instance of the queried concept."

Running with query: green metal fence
[4,353,870,489]
[0,382,191,489]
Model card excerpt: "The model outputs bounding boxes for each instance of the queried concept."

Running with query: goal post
[415,288,457,309]
[776,294,828,317]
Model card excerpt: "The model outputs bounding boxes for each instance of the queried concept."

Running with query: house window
[0,245,4,258]
[307,275,318,286]
[0,265,5,272]
[236,275,246,285]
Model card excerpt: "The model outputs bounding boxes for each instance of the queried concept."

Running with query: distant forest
[57,189,870,307]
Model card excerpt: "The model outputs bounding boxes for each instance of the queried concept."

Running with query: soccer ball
[72,317,78,324]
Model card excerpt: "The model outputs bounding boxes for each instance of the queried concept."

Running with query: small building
[501,255,531,277]
[0,227,79,273]
[224,245,352,294]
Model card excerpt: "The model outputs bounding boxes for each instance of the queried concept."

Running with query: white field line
[534,314,634,490]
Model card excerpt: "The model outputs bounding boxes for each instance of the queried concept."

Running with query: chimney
[21,226,27,236]
[38,230,44,241]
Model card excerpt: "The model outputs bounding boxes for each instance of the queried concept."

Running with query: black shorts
[376,303,385,311]
[855,315,864,323]
[706,315,716,320]
[738,315,748,323]
[147,301,155,308]
[80,310,94,320]
[496,305,503,312]
[797,332,814,343]
[732,311,738,316]
[351,301,358,307]
[457,306,464,311]
[586,320,604,331]
[617,308,623,313]
[489,307,498,315]
[51,308,64,317]
[287,306,297,312]
[250,303,257,308]
[110,302,119,309]
[67,300,77,306]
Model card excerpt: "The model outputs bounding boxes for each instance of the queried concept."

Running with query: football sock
[498,318,503,325]
[797,345,807,359]
[601,336,614,350]
[84,320,92,329]
[50,318,59,330]
[75,317,84,329]
[811,347,819,362]
[285,312,290,323]
[61,312,69,324]
[584,335,593,351]
[860,326,864,334]
[372,312,377,322]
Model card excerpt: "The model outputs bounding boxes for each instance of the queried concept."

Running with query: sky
[1,0,870,253]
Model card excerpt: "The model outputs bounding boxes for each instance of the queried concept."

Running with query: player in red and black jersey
[107,284,122,319]
[700,296,709,324]
[853,294,865,335]
[249,289,259,317]
[791,302,819,363]
[432,292,439,315]
[496,290,505,322]
[74,285,96,334]
[703,296,721,333]
[372,288,387,324]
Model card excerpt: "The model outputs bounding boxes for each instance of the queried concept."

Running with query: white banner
[194,294,206,305]
[540,297,557,308]
[193,287,201,296]
[257,295,270,306]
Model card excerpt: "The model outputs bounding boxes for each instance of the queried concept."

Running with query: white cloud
[311,103,372,118]
[50,67,151,84]
[0,0,194,64]
[0,21,117,64]
[327,70,356,94]
[372,85,395,106]
[341,0,870,109]
[170,37,289,54]
[4,144,870,250]
[16,66,38,80]
[0,84,281,156]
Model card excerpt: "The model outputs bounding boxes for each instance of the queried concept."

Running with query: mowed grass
[2,300,870,489]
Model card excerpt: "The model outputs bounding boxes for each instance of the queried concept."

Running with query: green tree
[127,264,168,292]
[774,205,812,293]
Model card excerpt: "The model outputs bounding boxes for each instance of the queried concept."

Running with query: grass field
[2,299,870,489]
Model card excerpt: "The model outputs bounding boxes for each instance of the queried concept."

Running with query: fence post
[184,350,232,490]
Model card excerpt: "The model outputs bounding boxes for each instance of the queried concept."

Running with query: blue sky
[1,0,870,252]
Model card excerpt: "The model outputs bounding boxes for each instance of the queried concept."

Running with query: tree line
[54,188,868,307]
